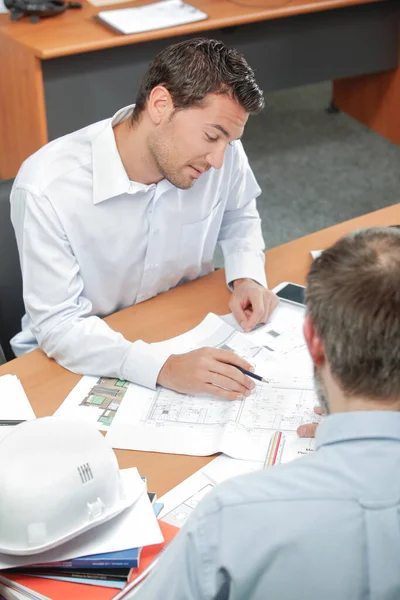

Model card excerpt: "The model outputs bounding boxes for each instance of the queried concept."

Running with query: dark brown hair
[306,227,400,400]
[132,38,264,121]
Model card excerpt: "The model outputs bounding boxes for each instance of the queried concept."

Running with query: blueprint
[106,302,320,461]
[55,376,130,431]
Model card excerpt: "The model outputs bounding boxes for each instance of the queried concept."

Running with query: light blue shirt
[134,411,400,600]
[10,105,266,389]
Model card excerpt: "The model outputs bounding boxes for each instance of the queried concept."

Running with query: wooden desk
[0,203,399,496]
[0,0,398,179]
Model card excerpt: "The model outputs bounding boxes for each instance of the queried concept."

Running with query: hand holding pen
[233,365,269,384]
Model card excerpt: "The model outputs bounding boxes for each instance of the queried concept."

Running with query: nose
[206,144,226,171]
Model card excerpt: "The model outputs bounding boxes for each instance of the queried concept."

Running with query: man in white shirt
[10,38,278,395]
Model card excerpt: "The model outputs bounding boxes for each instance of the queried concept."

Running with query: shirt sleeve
[132,497,224,600]
[218,141,267,290]
[10,187,170,389]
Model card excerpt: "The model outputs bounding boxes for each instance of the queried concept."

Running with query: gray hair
[306,226,400,400]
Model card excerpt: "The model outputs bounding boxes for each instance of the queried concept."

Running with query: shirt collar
[315,411,400,449]
[91,104,156,204]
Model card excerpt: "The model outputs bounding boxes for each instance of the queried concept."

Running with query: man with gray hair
[131,226,400,600]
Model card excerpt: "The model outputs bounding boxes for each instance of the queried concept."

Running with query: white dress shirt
[10,105,266,389]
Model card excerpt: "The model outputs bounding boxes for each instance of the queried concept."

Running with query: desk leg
[332,64,400,145]
[0,35,48,179]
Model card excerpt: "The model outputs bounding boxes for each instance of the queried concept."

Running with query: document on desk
[0,375,36,441]
[106,302,319,461]
[54,375,131,432]
[97,0,208,35]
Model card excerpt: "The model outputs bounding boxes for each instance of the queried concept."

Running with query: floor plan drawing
[80,377,129,427]
[106,308,320,461]
[55,375,132,431]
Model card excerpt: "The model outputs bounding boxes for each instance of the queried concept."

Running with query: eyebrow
[208,124,231,139]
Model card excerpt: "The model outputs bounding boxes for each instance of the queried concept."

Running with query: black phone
[274,282,305,307]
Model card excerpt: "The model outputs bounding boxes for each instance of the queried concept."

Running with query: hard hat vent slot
[77,463,94,484]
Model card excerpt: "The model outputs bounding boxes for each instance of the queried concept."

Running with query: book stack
[0,487,179,600]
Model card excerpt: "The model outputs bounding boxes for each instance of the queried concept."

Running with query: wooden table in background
[0,203,399,496]
[0,0,398,179]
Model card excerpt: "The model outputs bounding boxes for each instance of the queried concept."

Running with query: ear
[303,313,326,367]
[147,86,174,125]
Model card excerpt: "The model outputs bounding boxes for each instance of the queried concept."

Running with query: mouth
[188,165,205,178]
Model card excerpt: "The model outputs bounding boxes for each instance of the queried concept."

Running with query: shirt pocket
[180,200,225,268]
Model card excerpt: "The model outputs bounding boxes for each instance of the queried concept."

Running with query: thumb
[297,423,318,438]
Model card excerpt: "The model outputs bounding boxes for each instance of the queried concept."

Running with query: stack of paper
[0,469,164,598]
[97,0,208,36]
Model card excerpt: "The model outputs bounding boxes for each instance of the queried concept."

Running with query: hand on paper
[230,278,279,333]
[157,347,256,400]
[297,406,324,438]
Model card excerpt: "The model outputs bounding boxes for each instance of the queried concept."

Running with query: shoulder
[13,119,107,198]
[194,452,339,523]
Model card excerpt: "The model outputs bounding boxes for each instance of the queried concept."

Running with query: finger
[203,383,247,401]
[242,297,265,332]
[314,405,324,416]
[297,423,318,438]
[212,348,254,372]
[264,292,280,321]
[207,372,252,395]
[210,362,255,392]
[230,298,249,330]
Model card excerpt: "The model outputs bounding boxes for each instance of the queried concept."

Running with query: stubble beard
[148,136,195,191]
[314,366,330,415]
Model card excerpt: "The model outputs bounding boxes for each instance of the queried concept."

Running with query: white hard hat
[0,417,137,556]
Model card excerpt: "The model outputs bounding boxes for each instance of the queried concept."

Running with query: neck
[113,116,163,185]
[321,365,400,414]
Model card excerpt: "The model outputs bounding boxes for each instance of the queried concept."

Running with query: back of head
[132,38,264,121]
[306,227,400,401]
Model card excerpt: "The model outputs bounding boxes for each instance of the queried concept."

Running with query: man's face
[148,93,249,190]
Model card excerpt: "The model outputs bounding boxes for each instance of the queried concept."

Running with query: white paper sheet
[280,432,316,463]
[0,375,36,442]
[97,0,208,35]
[54,375,131,432]
[0,375,35,420]
[106,304,318,461]
[0,468,163,570]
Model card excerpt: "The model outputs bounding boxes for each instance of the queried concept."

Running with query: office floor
[228,81,400,254]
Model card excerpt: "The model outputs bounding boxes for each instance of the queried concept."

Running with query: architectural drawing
[79,377,129,427]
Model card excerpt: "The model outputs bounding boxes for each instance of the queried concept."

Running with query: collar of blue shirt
[315,411,400,450]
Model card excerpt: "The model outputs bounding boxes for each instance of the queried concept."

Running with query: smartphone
[274,282,305,307]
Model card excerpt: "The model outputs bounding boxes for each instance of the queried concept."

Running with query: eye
[206,134,218,143]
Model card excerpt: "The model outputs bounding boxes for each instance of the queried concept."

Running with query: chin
[168,176,196,190]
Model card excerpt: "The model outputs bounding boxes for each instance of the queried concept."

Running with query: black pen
[234,365,269,383]
[0,419,26,426]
